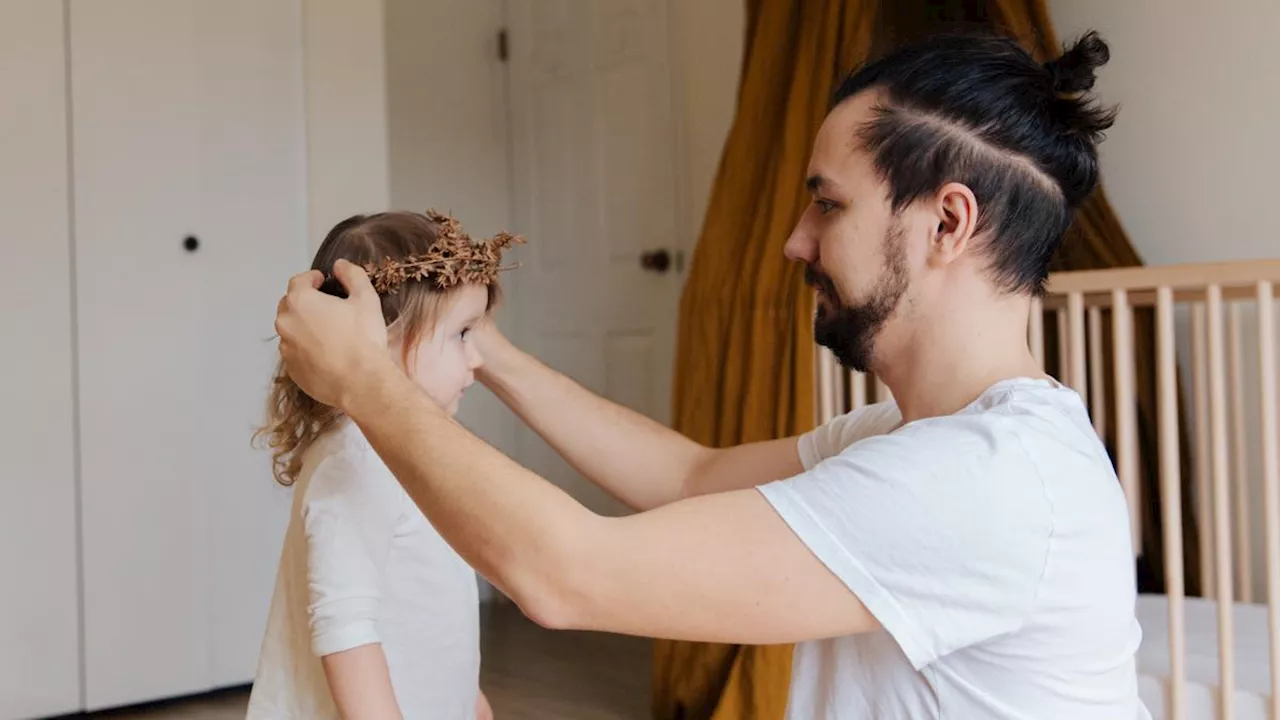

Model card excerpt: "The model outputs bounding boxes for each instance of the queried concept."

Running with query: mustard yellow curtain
[655,2,1199,718]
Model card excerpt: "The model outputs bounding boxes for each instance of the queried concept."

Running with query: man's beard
[805,223,908,374]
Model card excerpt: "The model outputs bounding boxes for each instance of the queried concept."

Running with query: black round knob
[183,235,199,252]
[641,249,671,273]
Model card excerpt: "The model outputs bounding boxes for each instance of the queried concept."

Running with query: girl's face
[393,284,489,416]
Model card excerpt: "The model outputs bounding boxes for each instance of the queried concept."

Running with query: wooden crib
[813,259,1280,720]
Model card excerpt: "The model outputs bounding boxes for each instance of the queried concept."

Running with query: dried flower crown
[362,209,525,295]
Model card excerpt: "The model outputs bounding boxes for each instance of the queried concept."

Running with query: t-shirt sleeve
[761,414,1052,669]
[301,447,405,657]
[797,402,903,469]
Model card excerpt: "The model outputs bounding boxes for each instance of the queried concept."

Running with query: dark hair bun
[1041,31,1117,147]
[1044,30,1110,95]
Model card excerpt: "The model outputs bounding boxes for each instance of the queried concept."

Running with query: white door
[0,3,83,718]
[71,0,304,708]
[504,0,687,515]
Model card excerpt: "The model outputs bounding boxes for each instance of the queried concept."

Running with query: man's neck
[873,296,1046,425]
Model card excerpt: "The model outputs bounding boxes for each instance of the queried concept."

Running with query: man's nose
[783,218,816,264]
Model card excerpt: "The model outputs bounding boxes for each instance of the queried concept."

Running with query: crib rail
[813,258,1280,720]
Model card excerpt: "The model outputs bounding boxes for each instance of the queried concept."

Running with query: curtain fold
[654,2,1198,717]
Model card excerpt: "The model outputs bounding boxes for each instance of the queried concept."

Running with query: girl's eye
[459,327,471,340]
[815,199,837,214]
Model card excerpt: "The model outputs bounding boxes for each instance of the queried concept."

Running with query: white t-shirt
[757,377,1151,719]
[247,418,480,720]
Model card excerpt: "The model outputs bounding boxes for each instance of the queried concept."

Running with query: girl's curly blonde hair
[254,210,513,486]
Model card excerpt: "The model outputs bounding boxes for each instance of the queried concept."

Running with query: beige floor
[66,602,652,719]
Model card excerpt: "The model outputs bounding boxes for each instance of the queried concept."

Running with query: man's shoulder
[807,378,1096,469]
[833,379,1095,476]
[903,378,1093,447]
[839,401,904,437]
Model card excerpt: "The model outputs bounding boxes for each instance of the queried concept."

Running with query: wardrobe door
[71,0,304,708]
[0,2,83,718]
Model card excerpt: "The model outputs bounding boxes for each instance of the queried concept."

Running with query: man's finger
[332,258,377,301]
[287,269,325,295]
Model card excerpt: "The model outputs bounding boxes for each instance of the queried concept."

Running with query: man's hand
[275,259,390,410]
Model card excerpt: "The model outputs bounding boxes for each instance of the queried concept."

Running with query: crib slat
[1255,281,1279,720]
[1057,308,1069,385]
[1156,286,1187,720]
[817,347,836,425]
[874,375,891,405]
[1068,292,1088,399]
[1029,296,1045,368]
[1088,305,1107,439]
[1113,289,1141,554]
[1192,304,1215,599]
[834,359,848,416]
[1228,303,1254,602]
[1207,284,1237,720]
[851,372,867,411]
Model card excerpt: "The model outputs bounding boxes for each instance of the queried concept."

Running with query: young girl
[246,210,522,720]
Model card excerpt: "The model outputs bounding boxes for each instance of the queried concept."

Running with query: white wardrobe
[2,1,317,716]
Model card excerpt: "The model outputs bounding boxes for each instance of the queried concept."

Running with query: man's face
[802,224,907,374]
[784,92,923,373]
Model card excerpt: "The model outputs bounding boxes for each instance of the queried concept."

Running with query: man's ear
[929,182,978,267]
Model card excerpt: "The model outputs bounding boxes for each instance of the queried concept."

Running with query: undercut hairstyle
[833,30,1118,296]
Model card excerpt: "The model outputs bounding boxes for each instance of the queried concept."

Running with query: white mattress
[1137,593,1272,719]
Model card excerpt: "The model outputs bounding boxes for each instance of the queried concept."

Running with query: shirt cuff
[310,597,381,656]
[797,431,822,470]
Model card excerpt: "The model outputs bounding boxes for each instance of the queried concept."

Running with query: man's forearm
[344,356,592,623]
[480,340,711,510]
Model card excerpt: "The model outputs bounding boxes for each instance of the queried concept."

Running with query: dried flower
[361,209,525,295]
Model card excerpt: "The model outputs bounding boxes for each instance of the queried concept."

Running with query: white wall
[384,0,509,231]
[305,0,392,245]
[671,0,745,243]
[1050,0,1280,266]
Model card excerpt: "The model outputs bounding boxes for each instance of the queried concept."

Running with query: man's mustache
[804,265,838,299]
